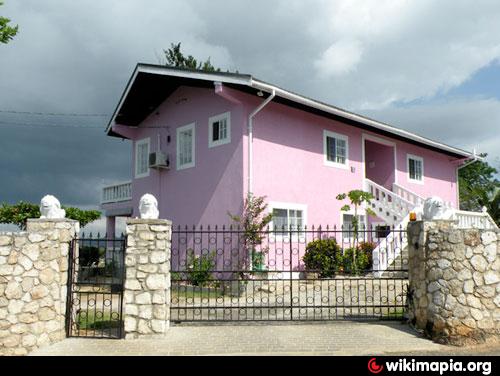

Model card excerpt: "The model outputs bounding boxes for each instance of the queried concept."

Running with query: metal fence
[66,234,126,338]
[170,225,408,322]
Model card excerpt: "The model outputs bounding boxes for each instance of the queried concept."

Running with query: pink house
[102,64,477,240]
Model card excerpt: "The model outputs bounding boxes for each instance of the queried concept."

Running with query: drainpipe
[247,89,275,196]
[456,148,482,208]
[457,148,483,170]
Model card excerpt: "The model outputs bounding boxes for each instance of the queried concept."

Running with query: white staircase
[364,179,422,274]
[363,179,498,274]
[364,179,418,225]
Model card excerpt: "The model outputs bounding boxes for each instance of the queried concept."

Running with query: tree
[459,153,500,225]
[336,190,375,271]
[163,42,221,72]
[0,1,18,44]
[228,194,273,271]
[0,201,101,230]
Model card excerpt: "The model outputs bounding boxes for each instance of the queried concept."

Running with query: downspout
[456,148,482,208]
[247,89,275,196]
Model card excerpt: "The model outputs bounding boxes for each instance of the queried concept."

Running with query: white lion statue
[40,195,66,219]
[139,193,159,219]
[422,196,455,221]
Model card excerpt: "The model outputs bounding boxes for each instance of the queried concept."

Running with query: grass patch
[382,307,406,319]
[77,311,121,330]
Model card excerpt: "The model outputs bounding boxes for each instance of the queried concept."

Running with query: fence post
[0,218,78,355]
[123,218,172,339]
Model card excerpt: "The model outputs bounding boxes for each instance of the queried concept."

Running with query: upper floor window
[135,138,150,178]
[208,112,231,148]
[176,123,195,170]
[407,154,424,183]
[323,130,348,169]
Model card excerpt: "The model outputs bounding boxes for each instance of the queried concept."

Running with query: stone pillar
[123,218,171,339]
[0,218,79,355]
[407,220,500,345]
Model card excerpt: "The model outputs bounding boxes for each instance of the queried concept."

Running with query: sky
[1,0,500,232]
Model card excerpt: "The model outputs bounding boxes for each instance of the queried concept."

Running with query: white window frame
[268,202,307,241]
[323,130,349,169]
[340,210,368,244]
[407,154,424,184]
[134,137,150,179]
[176,122,196,171]
[208,112,231,148]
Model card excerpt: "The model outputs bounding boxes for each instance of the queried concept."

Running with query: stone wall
[407,220,500,345]
[123,219,171,339]
[0,219,78,355]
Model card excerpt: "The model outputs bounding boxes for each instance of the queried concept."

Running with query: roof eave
[105,64,253,134]
[106,64,475,159]
[250,79,473,159]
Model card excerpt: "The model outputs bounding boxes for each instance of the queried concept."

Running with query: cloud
[362,97,500,168]
[315,39,363,77]
[309,0,500,108]
[1,0,500,233]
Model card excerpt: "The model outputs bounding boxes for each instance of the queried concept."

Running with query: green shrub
[251,249,267,271]
[186,250,215,286]
[0,201,101,230]
[79,246,100,266]
[357,241,376,269]
[302,238,343,277]
[342,247,370,275]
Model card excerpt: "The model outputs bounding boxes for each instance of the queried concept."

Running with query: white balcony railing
[101,181,132,204]
[456,209,498,230]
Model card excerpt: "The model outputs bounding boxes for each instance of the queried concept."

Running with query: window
[209,112,231,148]
[135,138,150,178]
[407,154,424,183]
[176,123,195,170]
[273,208,303,233]
[323,130,348,168]
[269,203,307,236]
[342,214,367,242]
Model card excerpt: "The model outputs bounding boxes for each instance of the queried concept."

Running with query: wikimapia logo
[368,358,384,374]
[367,358,492,375]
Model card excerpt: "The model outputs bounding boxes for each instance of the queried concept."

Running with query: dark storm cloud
[0,118,130,206]
[1,0,500,221]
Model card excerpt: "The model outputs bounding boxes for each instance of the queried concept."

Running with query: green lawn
[77,311,121,330]
[382,307,406,319]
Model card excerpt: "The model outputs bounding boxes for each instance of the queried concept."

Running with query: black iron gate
[170,226,408,322]
[66,235,126,338]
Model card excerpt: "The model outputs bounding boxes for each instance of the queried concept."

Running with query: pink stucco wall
[365,140,395,190]
[249,97,459,227]
[109,84,460,229]
[394,141,458,207]
[115,86,245,227]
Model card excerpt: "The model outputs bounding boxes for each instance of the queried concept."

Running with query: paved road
[29,321,499,356]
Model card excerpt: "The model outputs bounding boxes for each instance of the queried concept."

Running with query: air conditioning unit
[149,151,169,169]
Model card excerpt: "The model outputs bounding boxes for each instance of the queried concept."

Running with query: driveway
[29,321,499,356]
